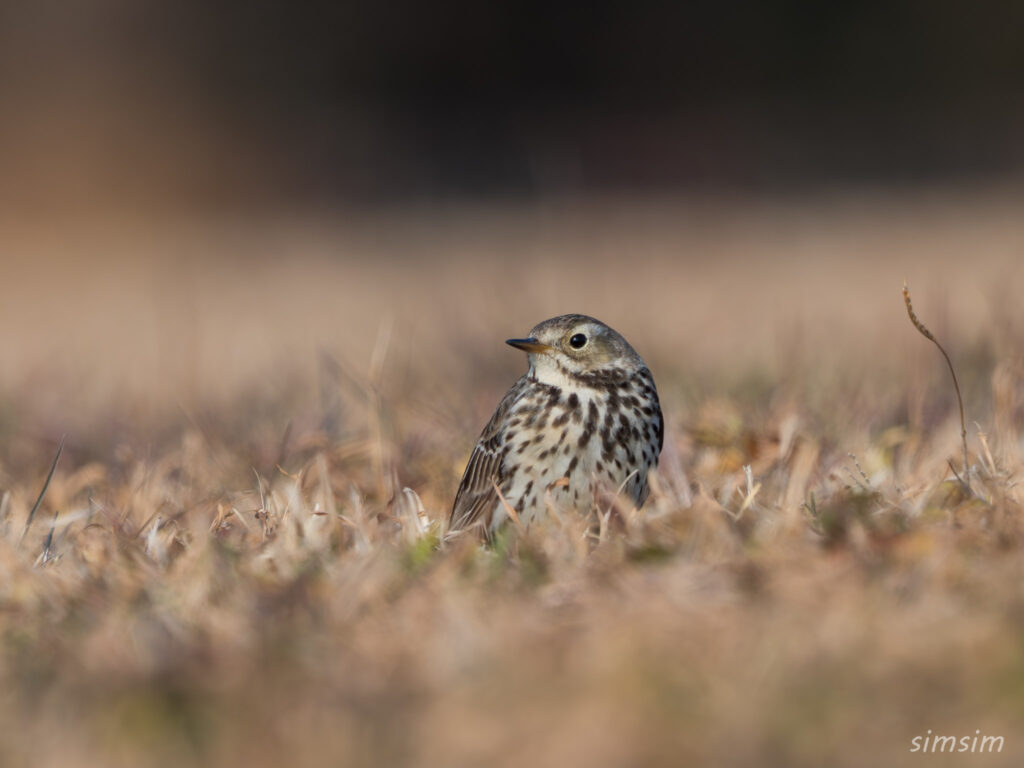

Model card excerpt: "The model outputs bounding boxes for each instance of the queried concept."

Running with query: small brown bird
[450,314,663,539]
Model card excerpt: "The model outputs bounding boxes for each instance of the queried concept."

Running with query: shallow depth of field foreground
[2,192,1024,767]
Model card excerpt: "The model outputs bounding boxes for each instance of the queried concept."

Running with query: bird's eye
[569,333,588,349]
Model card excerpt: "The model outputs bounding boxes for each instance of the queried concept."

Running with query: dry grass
[2,190,1024,767]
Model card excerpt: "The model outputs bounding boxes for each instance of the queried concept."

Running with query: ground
[1,189,1023,767]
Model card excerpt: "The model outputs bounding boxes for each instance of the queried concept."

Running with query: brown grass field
[1,189,1023,767]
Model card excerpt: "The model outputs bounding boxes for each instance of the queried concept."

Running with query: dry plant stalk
[902,281,969,490]
[20,434,66,544]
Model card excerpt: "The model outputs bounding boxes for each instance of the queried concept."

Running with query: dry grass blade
[902,281,970,491]
[37,509,60,566]
[492,479,525,533]
[20,434,66,544]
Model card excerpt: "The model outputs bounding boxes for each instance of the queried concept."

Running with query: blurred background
[0,0,1022,458]
[3,6,1024,768]
[2,0,1024,214]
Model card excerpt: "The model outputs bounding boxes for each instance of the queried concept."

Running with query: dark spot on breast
[607,389,621,411]
[567,455,579,473]
[603,409,615,431]
[567,392,580,409]
[524,480,534,497]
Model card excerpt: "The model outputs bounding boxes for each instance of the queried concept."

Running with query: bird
[449,314,663,539]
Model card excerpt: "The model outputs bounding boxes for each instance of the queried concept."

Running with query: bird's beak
[506,337,555,354]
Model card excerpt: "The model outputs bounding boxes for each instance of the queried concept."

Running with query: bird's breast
[497,378,659,527]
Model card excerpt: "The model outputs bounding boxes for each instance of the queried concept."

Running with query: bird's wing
[449,375,531,536]
[641,366,665,456]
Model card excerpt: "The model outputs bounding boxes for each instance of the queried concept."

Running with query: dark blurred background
[2,0,1023,212]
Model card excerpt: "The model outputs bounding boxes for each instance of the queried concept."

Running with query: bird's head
[506,314,645,383]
